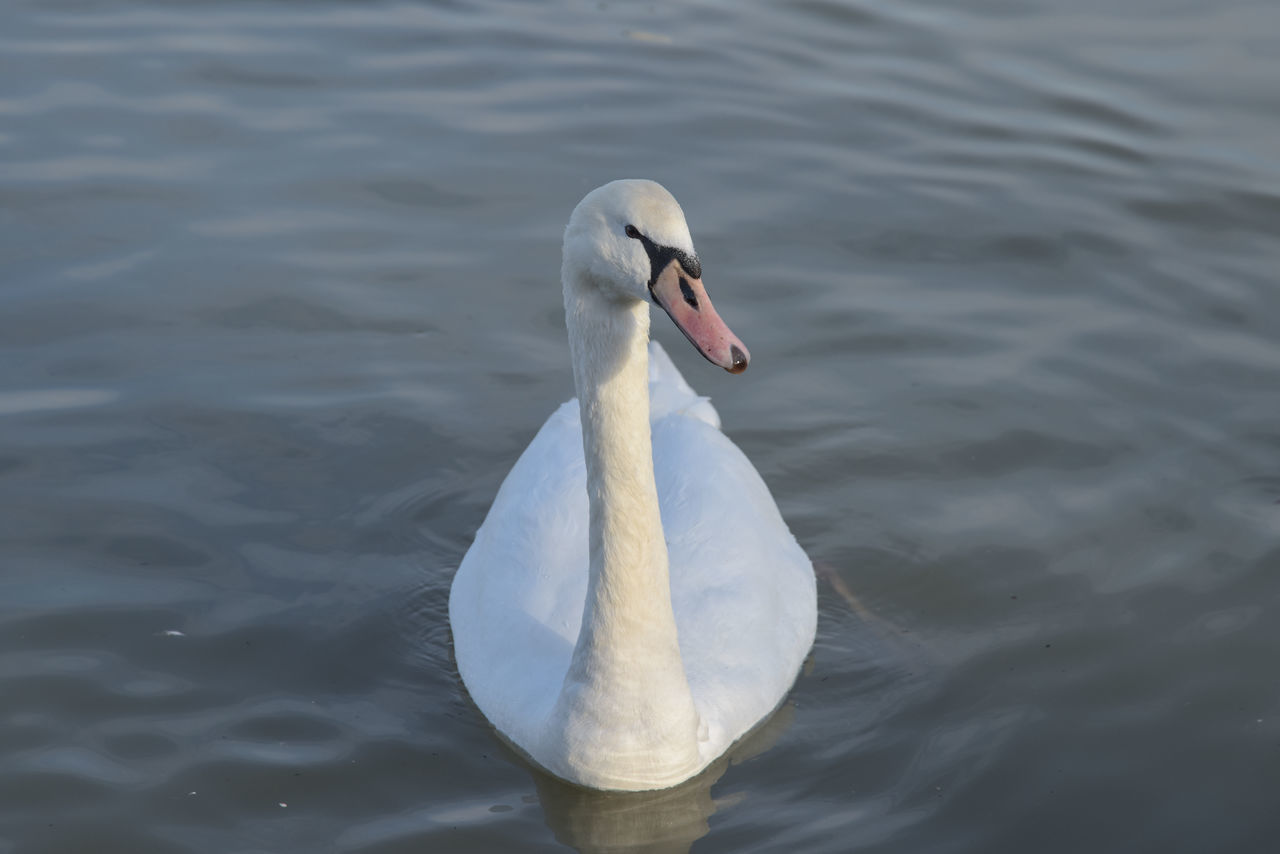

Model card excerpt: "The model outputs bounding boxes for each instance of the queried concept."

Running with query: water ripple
[4,0,1280,851]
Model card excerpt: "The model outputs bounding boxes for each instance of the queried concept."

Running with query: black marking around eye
[631,230,702,285]
[679,277,699,310]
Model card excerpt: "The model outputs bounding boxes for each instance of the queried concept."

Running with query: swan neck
[553,269,703,788]
[565,284,673,665]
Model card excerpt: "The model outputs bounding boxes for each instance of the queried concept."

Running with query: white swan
[449,179,817,792]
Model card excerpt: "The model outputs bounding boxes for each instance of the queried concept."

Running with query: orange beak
[649,258,749,374]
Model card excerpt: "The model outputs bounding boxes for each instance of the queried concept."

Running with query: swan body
[449,180,816,791]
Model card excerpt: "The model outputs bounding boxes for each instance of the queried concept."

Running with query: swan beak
[649,260,750,374]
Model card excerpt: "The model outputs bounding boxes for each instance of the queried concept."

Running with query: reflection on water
[534,704,795,854]
[3,0,1280,851]
[534,754,721,854]
[0,388,119,416]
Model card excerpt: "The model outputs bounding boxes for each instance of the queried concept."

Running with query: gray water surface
[3,1,1279,852]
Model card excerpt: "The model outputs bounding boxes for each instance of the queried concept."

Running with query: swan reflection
[529,702,796,854]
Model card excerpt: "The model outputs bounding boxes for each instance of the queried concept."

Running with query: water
[2,0,1278,851]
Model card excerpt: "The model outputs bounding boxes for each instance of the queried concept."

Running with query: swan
[448,179,817,791]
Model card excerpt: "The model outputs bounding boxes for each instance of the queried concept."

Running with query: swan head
[564,179,750,374]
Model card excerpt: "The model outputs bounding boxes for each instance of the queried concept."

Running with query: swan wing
[654,412,817,757]
[449,400,588,752]
[647,341,721,428]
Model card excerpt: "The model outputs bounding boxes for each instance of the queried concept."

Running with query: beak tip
[727,344,749,374]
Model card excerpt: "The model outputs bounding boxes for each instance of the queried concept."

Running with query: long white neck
[548,267,703,790]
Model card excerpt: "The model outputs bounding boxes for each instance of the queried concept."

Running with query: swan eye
[624,224,641,239]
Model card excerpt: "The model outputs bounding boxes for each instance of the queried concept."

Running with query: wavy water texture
[2,0,1279,852]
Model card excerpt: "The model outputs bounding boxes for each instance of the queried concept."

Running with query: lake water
[3,0,1279,851]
